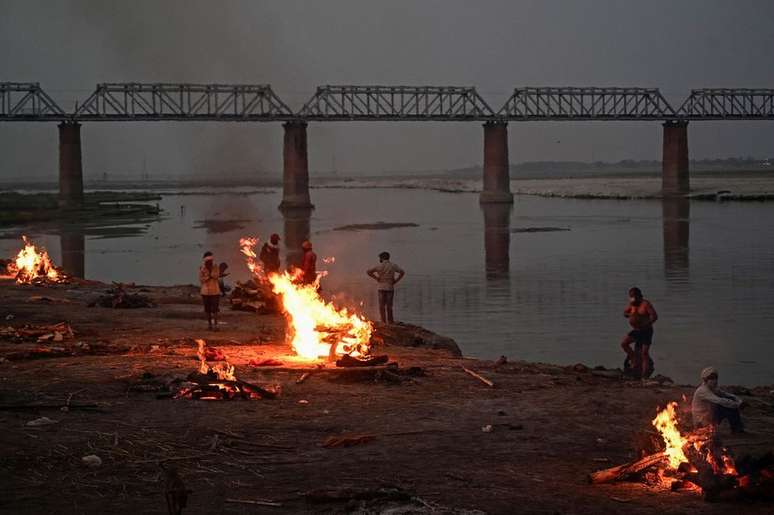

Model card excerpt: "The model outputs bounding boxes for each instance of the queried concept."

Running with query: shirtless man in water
[621,287,658,379]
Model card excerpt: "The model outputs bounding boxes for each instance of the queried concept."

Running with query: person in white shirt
[691,366,744,433]
[366,252,405,324]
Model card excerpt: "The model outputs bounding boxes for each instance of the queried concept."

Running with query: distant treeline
[516,157,772,171]
[442,156,773,178]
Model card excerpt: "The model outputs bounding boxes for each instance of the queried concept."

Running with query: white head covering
[701,366,718,381]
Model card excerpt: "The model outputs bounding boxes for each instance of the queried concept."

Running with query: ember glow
[240,237,372,360]
[652,402,689,469]
[8,236,62,284]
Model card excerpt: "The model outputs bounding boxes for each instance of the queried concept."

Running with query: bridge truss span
[677,89,774,120]
[497,87,676,121]
[0,82,67,121]
[297,85,496,121]
[73,83,294,121]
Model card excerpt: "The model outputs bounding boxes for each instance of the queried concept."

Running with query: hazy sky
[2,0,773,180]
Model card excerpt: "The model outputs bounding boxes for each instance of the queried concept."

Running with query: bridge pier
[279,121,314,210]
[60,231,85,279]
[662,120,689,197]
[479,121,513,204]
[58,122,84,207]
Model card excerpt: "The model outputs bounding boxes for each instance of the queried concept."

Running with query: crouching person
[691,366,744,433]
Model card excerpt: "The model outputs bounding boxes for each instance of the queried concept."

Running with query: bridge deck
[2,83,773,122]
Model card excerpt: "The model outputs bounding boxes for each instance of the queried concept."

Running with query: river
[2,186,773,386]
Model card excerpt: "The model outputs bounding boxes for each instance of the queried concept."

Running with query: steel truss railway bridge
[2,82,773,207]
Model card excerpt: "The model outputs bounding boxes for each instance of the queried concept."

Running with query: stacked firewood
[229,279,278,313]
[590,428,774,501]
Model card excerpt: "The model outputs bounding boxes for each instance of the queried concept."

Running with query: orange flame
[652,402,689,469]
[9,236,61,284]
[239,237,265,280]
[240,237,372,360]
[196,339,235,381]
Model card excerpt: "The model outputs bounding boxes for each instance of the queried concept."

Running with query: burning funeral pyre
[174,339,279,401]
[590,401,774,501]
[1,236,67,285]
[239,237,373,361]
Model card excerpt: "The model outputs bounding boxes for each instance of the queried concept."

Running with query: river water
[2,186,773,386]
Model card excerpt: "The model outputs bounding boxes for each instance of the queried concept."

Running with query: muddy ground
[0,280,773,515]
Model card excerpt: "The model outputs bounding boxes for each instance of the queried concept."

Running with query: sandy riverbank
[1,279,773,514]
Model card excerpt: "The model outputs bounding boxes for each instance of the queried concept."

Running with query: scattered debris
[481,425,493,433]
[26,295,74,304]
[0,322,74,342]
[81,455,102,467]
[322,434,376,448]
[248,358,284,367]
[335,354,389,368]
[26,416,58,427]
[495,355,508,366]
[296,372,311,384]
[89,283,156,309]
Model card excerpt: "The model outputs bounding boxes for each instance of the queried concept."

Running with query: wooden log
[296,372,311,384]
[462,366,494,387]
[589,452,667,484]
[225,498,282,507]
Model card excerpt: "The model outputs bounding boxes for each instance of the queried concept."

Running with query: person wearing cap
[199,251,221,330]
[367,251,405,324]
[620,286,658,379]
[259,233,281,274]
[300,240,317,285]
[691,367,744,433]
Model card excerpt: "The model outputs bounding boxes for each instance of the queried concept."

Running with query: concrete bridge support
[281,206,312,270]
[58,122,84,207]
[60,231,85,279]
[662,120,689,198]
[479,121,513,204]
[280,121,314,210]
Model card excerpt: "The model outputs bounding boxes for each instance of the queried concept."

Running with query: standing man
[692,367,744,433]
[199,251,221,331]
[620,287,658,379]
[259,233,281,275]
[367,251,405,324]
[300,240,317,286]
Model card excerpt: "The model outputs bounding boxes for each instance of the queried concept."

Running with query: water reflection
[60,231,85,278]
[481,203,512,279]
[281,206,313,269]
[662,198,690,279]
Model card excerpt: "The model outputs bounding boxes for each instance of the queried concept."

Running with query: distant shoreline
[2,171,774,201]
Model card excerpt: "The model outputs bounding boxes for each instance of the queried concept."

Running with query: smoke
[2,0,774,182]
